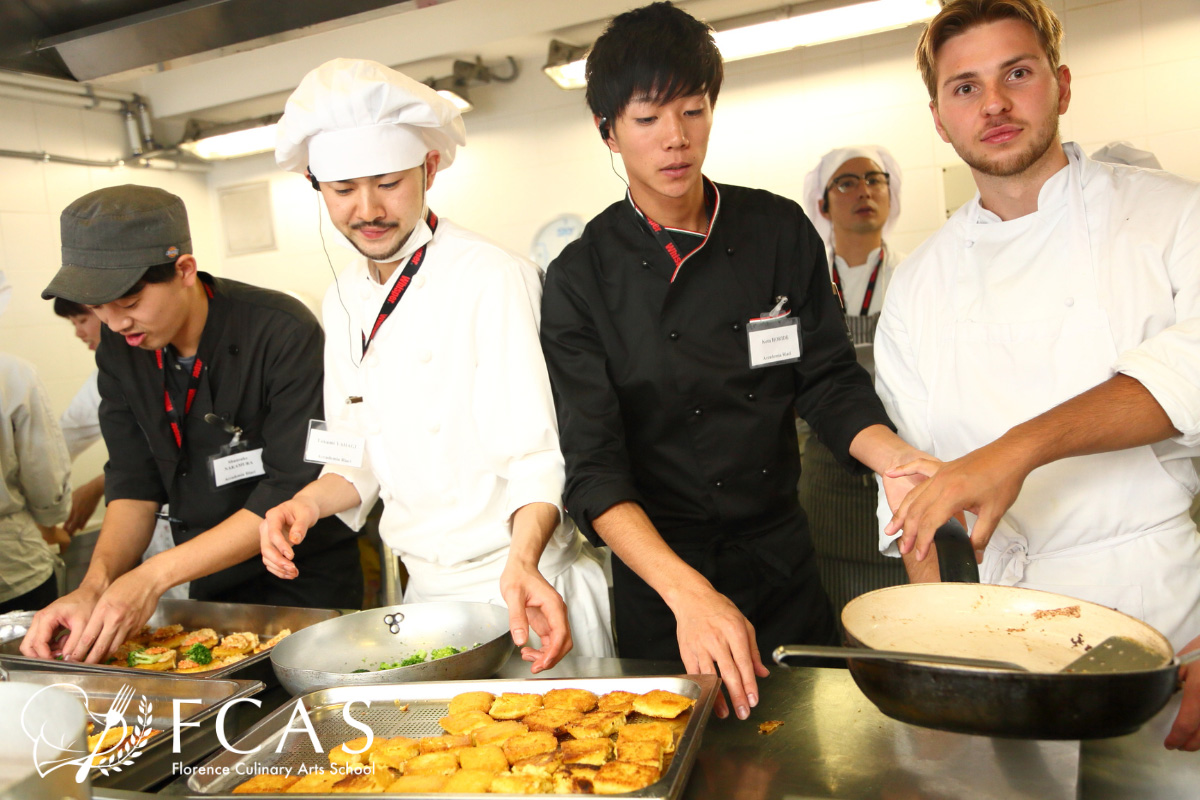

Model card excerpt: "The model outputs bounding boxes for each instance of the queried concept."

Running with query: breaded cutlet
[522,707,583,735]
[501,731,558,763]
[231,773,300,794]
[448,691,495,715]
[560,737,612,766]
[632,689,695,719]
[489,692,543,720]
[543,687,598,713]
[592,760,662,794]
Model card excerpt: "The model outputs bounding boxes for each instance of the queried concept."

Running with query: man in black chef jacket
[23,185,362,664]
[540,2,926,720]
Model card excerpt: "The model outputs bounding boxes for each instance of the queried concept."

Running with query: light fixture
[543,40,589,90]
[425,56,518,113]
[542,0,939,89]
[178,114,281,160]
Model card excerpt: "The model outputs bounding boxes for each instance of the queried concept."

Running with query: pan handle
[772,644,1026,671]
[933,517,980,583]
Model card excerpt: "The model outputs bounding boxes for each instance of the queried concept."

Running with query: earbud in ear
[599,118,610,142]
[307,167,320,191]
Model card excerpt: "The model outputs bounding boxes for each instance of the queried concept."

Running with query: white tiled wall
[209,0,1200,292]
[0,97,215,505]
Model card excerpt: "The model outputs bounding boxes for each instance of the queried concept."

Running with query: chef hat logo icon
[165,246,180,259]
[21,683,154,783]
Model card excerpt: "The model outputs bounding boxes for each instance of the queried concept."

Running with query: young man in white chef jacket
[261,59,614,670]
[874,0,1200,751]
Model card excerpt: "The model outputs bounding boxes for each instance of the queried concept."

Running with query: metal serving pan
[1,657,262,792]
[271,602,513,695]
[0,599,340,688]
[185,675,720,798]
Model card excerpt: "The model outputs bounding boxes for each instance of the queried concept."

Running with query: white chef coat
[0,354,70,603]
[875,143,1200,649]
[829,243,904,318]
[60,369,101,459]
[320,215,614,656]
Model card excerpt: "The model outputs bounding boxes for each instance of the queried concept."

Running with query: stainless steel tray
[0,599,340,687]
[185,675,720,798]
[1,657,263,792]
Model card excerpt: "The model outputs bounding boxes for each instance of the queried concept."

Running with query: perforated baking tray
[185,675,719,798]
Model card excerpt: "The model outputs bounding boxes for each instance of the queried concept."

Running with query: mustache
[350,220,399,231]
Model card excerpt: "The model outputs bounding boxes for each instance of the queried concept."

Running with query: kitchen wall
[1,0,1197,510]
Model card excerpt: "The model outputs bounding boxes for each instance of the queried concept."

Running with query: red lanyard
[362,211,437,357]
[831,245,885,317]
[157,282,214,450]
[630,180,718,283]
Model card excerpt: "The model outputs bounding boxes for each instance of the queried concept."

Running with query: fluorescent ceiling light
[180,123,277,160]
[544,0,938,89]
[714,0,940,62]
[437,88,473,112]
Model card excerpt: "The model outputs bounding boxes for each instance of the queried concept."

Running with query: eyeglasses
[828,171,891,194]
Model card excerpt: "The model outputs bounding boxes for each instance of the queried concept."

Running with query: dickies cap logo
[165,246,179,259]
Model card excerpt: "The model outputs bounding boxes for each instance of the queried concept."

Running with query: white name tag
[747,317,802,368]
[211,448,265,487]
[304,420,365,468]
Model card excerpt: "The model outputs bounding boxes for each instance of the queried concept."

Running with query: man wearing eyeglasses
[798,147,907,618]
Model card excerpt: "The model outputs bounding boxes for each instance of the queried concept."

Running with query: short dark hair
[585,2,724,124]
[119,261,178,299]
[53,297,89,318]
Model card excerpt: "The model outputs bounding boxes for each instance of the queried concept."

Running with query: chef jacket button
[731,322,741,331]
[965,240,975,248]
[669,331,680,341]
[761,468,769,476]
[726,247,734,256]
[419,350,432,362]
[641,260,650,269]
[714,480,724,488]
[746,392,756,401]
[1065,297,1075,307]
[429,422,441,434]
[693,406,703,416]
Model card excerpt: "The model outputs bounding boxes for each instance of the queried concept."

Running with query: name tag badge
[747,316,802,369]
[207,442,266,489]
[304,419,365,468]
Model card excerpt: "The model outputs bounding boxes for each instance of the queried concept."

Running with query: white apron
[928,152,1200,649]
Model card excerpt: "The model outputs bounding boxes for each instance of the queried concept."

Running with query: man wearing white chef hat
[264,58,615,669]
[875,0,1200,751]
[798,146,907,619]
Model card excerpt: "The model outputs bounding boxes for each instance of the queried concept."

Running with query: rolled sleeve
[541,250,643,544]
[323,459,380,533]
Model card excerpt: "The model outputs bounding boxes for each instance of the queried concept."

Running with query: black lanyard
[362,210,437,357]
[156,282,214,450]
[831,245,885,317]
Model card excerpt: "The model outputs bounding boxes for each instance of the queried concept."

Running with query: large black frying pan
[781,520,1190,740]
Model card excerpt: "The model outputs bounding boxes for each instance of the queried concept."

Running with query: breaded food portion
[108,640,142,665]
[232,773,300,793]
[150,624,187,648]
[489,692,543,720]
[128,625,153,645]
[565,711,626,739]
[386,774,449,792]
[597,690,638,715]
[253,629,292,653]
[632,690,695,719]
[286,770,342,793]
[524,707,584,735]
[617,740,665,770]
[402,751,459,776]
[329,736,380,767]
[131,647,176,671]
[368,737,420,770]
[489,773,551,794]
[175,658,213,673]
[502,731,558,763]
[458,744,509,773]
[418,734,472,754]
[442,769,496,793]
[179,628,218,648]
[448,691,495,715]
[553,764,600,794]
[213,632,259,658]
[330,766,396,793]
[439,710,495,736]
[472,720,527,747]
[593,761,661,794]
[560,738,612,766]
[617,721,676,753]
[511,751,562,779]
[544,687,598,714]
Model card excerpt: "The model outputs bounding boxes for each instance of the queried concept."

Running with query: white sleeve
[1113,185,1200,448]
[13,360,72,526]
[474,256,566,523]
[60,369,102,460]
[873,279,933,557]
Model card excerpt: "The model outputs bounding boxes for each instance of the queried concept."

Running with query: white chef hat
[802,145,902,251]
[276,58,466,182]
[1090,141,1163,170]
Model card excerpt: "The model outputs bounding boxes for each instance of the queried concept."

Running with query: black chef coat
[541,181,893,658]
[97,274,361,608]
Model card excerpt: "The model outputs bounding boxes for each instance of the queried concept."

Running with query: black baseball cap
[42,185,192,304]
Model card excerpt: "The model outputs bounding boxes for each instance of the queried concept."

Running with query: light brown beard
[957,113,1061,178]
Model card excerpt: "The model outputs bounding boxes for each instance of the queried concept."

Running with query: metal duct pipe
[124,110,144,156]
[0,72,135,105]
[0,148,210,174]
[0,84,127,113]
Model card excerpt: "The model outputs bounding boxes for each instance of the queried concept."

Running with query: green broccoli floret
[125,646,147,667]
[351,668,369,673]
[184,643,213,665]
[430,646,461,660]
[399,651,427,667]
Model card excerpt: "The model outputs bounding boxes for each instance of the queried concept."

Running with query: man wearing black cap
[22,184,362,664]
